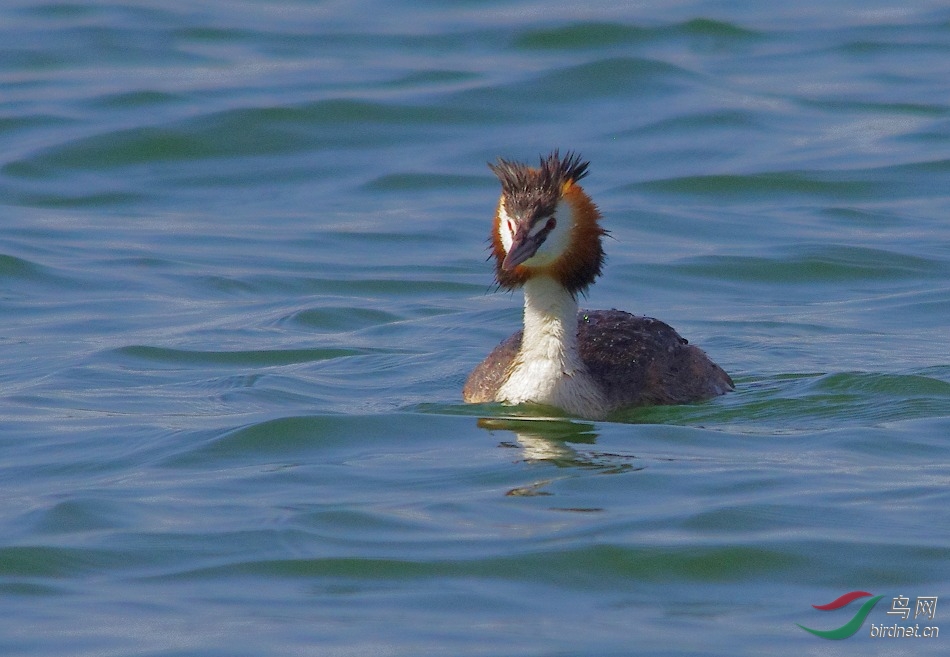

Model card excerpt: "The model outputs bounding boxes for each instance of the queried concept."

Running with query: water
[2,1,949,655]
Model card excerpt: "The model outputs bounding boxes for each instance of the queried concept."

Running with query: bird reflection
[475,416,643,500]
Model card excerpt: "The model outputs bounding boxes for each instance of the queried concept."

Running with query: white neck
[520,276,582,369]
[496,276,607,418]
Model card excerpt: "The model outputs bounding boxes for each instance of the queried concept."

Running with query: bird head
[488,150,606,295]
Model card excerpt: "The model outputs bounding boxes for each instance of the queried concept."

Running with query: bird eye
[546,218,556,231]
[507,219,515,235]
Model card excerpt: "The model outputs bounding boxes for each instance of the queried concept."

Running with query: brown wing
[577,310,733,408]
[463,331,522,403]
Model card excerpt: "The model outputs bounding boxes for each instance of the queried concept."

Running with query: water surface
[2,1,949,655]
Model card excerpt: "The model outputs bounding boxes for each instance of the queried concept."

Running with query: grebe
[463,150,733,420]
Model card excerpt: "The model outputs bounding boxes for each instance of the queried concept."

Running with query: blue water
[2,1,950,655]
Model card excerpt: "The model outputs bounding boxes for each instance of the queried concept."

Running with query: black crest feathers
[488,151,589,217]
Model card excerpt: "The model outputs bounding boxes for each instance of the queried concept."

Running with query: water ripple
[669,245,947,284]
[514,18,761,51]
[116,345,368,368]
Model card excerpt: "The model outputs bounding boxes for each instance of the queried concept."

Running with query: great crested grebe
[463,150,733,419]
